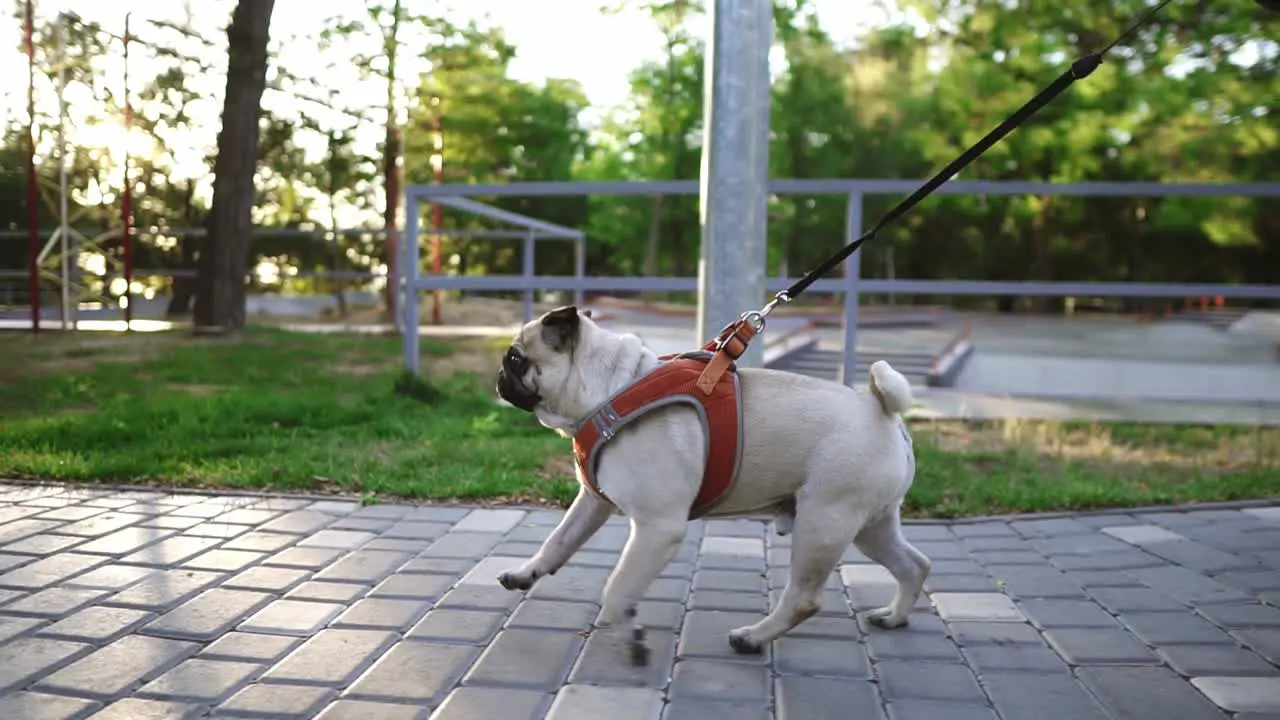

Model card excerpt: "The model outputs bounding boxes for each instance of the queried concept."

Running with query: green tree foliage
[2,0,1275,314]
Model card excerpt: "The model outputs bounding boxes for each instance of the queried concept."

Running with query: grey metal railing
[400,178,1280,382]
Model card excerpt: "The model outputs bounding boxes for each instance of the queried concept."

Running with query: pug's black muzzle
[496,347,541,413]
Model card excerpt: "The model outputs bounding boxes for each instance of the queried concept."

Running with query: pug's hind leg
[597,516,687,666]
[498,486,612,591]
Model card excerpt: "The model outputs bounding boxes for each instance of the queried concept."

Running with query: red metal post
[430,106,443,325]
[121,13,134,328]
[25,0,40,333]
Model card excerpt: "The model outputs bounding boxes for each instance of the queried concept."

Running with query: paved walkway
[0,483,1278,719]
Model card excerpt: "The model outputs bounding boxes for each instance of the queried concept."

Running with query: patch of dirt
[539,453,576,482]
[328,360,399,378]
[166,383,223,397]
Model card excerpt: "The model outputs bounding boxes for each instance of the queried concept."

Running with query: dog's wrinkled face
[495,305,591,417]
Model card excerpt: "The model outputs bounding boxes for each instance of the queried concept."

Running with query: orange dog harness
[571,322,755,519]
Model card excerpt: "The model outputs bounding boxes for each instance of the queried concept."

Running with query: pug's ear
[540,305,580,352]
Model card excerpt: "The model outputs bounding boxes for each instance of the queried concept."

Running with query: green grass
[0,327,1277,517]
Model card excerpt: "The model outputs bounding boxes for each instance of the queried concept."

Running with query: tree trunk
[193,0,276,334]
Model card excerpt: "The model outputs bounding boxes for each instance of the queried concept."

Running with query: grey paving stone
[1049,548,1165,571]
[1086,585,1189,613]
[102,569,226,611]
[462,628,585,691]
[1017,598,1120,629]
[0,636,92,692]
[544,685,663,720]
[693,568,767,593]
[568,628,677,689]
[142,515,205,531]
[136,658,263,703]
[678,610,771,663]
[0,585,109,617]
[1011,518,1095,537]
[910,540,972,561]
[1103,524,1188,545]
[236,598,343,636]
[344,641,479,704]
[1042,627,1161,665]
[699,552,766,572]
[57,512,146,537]
[364,538,430,553]
[1143,539,1258,574]
[263,546,345,570]
[221,531,298,553]
[1217,570,1280,593]
[331,597,432,631]
[774,675,884,720]
[887,700,998,720]
[34,634,198,701]
[877,660,986,702]
[74,527,177,557]
[1192,677,1280,714]
[297,529,376,550]
[668,659,770,701]
[182,549,265,573]
[1067,569,1144,588]
[1121,611,1236,645]
[700,536,764,558]
[643,577,691,602]
[453,508,526,534]
[380,520,451,540]
[962,642,1068,673]
[933,592,1025,622]
[36,605,154,643]
[0,552,34,571]
[1197,602,1280,629]
[689,589,768,613]
[527,566,611,602]
[257,510,337,535]
[0,691,100,720]
[434,583,523,611]
[637,600,685,630]
[961,536,1032,552]
[430,687,547,720]
[0,614,45,642]
[774,635,872,677]
[184,522,249,541]
[3,532,87,555]
[329,518,394,533]
[86,697,204,720]
[212,683,337,718]
[0,518,68,544]
[283,580,368,604]
[0,552,109,589]
[1127,565,1253,605]
[63,564,159,591]
[867,619,961,660]
[221,565,310,593]
[403,505,472,522]
[986,567,1086,598]
[313,550,414,583]
[199,632,302,663]
[1078,666,1230,719]
[981,671,1110,720]
[261,628,398,686]
[314,701,429,720]
[924,574,999,592]
[951,522,1017,538]
[508,599,599,631]
[1158,643,1279,677]
[406,608,506,644]
[972,550,1046,566]
[420,532,504,559]
[1029,533,1135,556]
[662,697,771,720]
[141,588,274,641]
[368,572,454,600]
[1231,628,1280,664]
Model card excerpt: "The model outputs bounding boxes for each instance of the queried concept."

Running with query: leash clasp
[743,291,791,332]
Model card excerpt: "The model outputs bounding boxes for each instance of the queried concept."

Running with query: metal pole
[122,12,134,329]
[696,0,772,368]
[24,0,39,333]
[402,191,421,374]
[431,98,444,325]
[573,235,585,308]
[522,231,536,324]
[56,15,72,331]
[841,192,863,387]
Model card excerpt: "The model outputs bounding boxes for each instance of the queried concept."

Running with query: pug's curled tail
[868,360,913,416]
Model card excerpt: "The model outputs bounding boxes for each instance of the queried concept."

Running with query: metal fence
[400,178,1280,381]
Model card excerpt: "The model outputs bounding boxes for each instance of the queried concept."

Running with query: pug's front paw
[497,567,540,591]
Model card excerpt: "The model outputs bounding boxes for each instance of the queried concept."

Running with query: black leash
[758,0,1178,316]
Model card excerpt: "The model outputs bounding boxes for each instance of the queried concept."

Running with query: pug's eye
[505,348,530,375]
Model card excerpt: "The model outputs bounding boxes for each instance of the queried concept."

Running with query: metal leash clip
[741,291,792,333]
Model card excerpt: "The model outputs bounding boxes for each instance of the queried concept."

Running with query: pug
[494,305,930,663]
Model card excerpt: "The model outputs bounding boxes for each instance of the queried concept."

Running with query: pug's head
[496,305,596,425]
